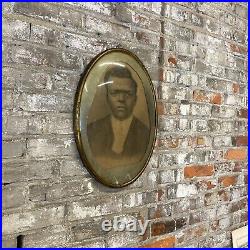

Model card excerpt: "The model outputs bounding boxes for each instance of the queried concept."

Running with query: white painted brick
[176,184,198,198]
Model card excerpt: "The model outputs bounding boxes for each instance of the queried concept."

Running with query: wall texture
[2,2,248,248]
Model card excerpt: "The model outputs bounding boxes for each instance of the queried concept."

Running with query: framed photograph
[74,48,157,188]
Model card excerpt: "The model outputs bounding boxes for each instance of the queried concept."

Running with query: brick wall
[2,2,248,248]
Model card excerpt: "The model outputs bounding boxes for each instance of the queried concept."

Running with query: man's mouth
[116,106,126,111]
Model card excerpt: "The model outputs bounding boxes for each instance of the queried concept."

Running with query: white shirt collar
[111,115,133,154]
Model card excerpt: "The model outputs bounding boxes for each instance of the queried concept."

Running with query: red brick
[193,225,207,237]
[158,68,164,81]
[186,224,207,238]
[224,149,247,160]
[233,162,247,172]
[231,197,247,213]
[149,207,163,219]
[219,175,237,187]
[237,198,248,210]
[241,211,248,223]
[233,136,248,146]
[167,138,179,148]
[244,174,248,184]
[151,220,175,236]
[157,102,165,115]
[205,180,216,189]
[230,44,247,55]
[151,222,167,236]
[233,83,240,93]
[157,189,165,202]
[238,108,248,118]
[140,236,176,248]
[193,91,222,105]
[193,90,209,102]
[184,164,214,178]
[210,93,222,104]
[168,56,177,66]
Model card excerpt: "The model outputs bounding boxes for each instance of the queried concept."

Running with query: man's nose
[118,93,126,102]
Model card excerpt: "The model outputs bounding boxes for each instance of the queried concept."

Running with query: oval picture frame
[74,48,157,188]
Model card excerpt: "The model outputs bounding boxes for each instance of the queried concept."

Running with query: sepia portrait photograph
[74,49,157,187]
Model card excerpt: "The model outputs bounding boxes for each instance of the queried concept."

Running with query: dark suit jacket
[87,115,150,161]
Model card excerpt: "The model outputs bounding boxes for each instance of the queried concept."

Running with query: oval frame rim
[74,48,158,188]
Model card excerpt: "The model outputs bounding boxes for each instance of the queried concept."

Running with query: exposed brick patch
[184,164,214,178]
[241,211,248,223]
[224,149,247,160]
[193,90,222,105]
[230,43,248,55]
[244,174,248,184]
[151,220,175,236]
[232,83,240,93]
[233,162,247,172]
[157,101,165,115]
[219,175,238,187]
[237,108,248,118]
[158,68,164,81]
[230,197,247,213]
[140,236,176,248]
[232,136,248,146]
[193,90,209,102]
[168,56,177,65]
[211,93,222,105]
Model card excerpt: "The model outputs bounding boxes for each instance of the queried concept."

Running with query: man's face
[107,76,136,120]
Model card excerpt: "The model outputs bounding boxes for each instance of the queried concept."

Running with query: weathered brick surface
[23,225,68,247]
[2,206,65,235]
[2,2,248,248]
[2,184,26,209]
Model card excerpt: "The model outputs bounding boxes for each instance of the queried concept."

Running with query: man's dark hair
[104,66,137,94]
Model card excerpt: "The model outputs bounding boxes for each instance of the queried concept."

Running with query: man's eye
[110,91,134,97]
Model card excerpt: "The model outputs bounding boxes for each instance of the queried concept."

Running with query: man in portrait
[87,66,150,168]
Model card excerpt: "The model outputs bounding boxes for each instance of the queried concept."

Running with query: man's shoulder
[133,117,150,132]
[88,115,110,128]
[130,117,150,142]
[87,115,111,138]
